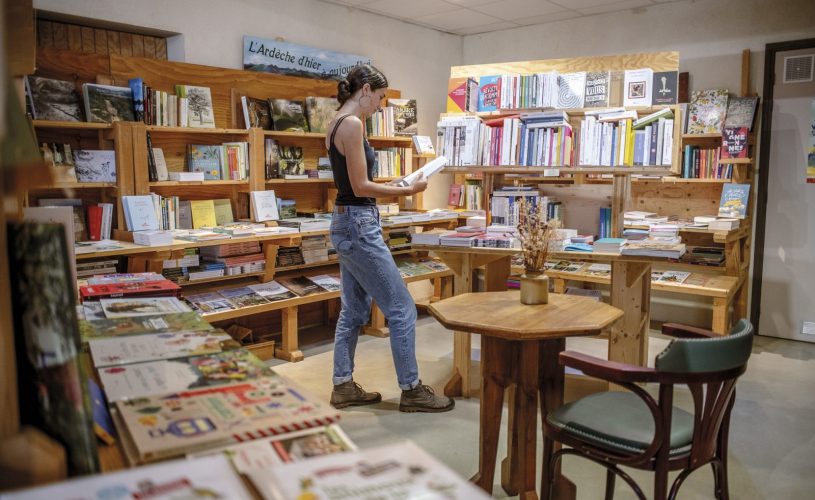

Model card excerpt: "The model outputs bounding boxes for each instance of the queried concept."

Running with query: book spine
[146,132,158,182]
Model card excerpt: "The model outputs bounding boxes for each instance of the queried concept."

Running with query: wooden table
[430,292,623,500]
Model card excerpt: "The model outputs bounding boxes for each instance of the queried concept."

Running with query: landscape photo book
[73,149,116,183]
[99,297,192,318]
[24,75,83,121]
[82,83,135,123]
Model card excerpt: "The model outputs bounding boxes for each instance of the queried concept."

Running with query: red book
[86,205,103,241]
[721,127,749,159]
[79,280,181,302]
[448,184,462,207]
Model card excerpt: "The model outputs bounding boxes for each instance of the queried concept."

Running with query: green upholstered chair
[541,319,753,500]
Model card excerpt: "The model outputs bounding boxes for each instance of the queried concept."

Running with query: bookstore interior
[1,0,814,498]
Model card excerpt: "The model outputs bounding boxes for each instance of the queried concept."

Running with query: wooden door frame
[751,37,815,330]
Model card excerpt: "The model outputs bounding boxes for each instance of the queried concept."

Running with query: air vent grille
[783,54,814,84]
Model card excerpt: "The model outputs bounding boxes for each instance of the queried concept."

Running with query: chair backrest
[655,319,753,374]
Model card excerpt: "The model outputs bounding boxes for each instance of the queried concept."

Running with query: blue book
[88,379,116,445]
[128,78,144,122]
[188,145,222,180]
[633,131,644,165]
[718,183,750,218]
[478,75,500,112]
[564,242,593,252]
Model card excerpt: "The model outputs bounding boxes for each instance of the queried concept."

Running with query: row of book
[364,99,417,137]
[42,145,118,183]
[122,195,235,232]
[577,109,674,167]
[448,181,484,211]
[448,68,679,113]
[372,147,409,178]
[489,186,562,227]
[682,145,733,179]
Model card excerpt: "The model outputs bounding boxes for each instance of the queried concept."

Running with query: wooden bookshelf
[32,120,112,130]
[266,178,334,184]
[145,125,249,135]
[148,180,248,186]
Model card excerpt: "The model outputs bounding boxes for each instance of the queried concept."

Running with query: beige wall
[33,0,462,209]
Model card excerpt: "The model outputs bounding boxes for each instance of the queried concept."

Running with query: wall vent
[783,54,814,84]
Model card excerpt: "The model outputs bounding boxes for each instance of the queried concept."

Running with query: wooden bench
[545,268,742,334]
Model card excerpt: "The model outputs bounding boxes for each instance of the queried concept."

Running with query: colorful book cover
[657,271,691,284]
[79,312,213,343]
[89,329,240,368]
[308,274,341,292]
[241,95,272,129]
[185,292,237,314]
[687,89,729,134]
[724,96,759,130]
[80,280,180,301]
[584,71,610,108]
[247,441,490,500]
[278,145,305,178]
[718,183,750,218]
[82,83,135,123]
[188,144,222,180]
[7,222,100,475]
[182,85,216,128]
[190,199,217,229]
[114,377,340,462]
[218,286,271,308]
[390,98,417,136]
[557,72,586,109]
[269,99,309,132]
[651,71,678,105]
[99,297,192,318]
[265,137,281,179]
[98,349,274,401]
[305,96,339,134]
[623,68,654,107]
[278,276,325,296]
[73,149,116,183]
[190,424,356,472]
[25,75,84,121]
[1,455,252,499]
[447,77,475,113]
[248,281,298,301]
[721,126,749,159]
[88,379,117,445]
[478,75,500,112]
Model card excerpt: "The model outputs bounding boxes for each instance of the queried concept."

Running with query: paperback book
[89,329,240,367]
[188,144,222,180]
[97,348,274,401]
[724,96,759,130]
[278,276,326,296]
[219,286,271,308]
[73,150,116,183]
[651,71,678,105]
[79,311,213,343]
[79,279,180,302]
[178,85,216,128]
[687,89,729,134]
[557,72,586,109]
[24,75,83,121]
[114,377,339,462]
[389,98,417,136]
[278,145,305,178]
[718,183,750,218]
[623,68,653,107]
[308,274,341,292]
[477,75,500,112]
[248,281,297,302]
[270,99,309,132]
[99,297,192,318]
[241,95,272,129]
[305,96,339,133]
[185,292,237,314]
[82,83,135,123]
[583,71,610,108]
[265,138,281,179]
[656,270,691,284]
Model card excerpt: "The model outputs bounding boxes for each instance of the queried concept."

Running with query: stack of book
[79,274,181,302]
[77,258,119,278]
[593,238,627,254]
[373,147,408,178]
[411,228,448,246]
[277,246,305,267]
[621,239,686,259]
[301,235,329,264]
[439,227,485,247]
[187,143,250,181]
[277,217,331,232]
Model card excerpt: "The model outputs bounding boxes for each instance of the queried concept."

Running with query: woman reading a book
[326,64,453,413]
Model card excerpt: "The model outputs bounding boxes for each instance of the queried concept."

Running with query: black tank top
[329,114,376,207]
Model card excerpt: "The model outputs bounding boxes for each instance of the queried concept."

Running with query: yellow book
[213,199,234,226]
[626,119,635,166]
[190,199,217,229]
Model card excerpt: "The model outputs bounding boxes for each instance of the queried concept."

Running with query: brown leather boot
[399,381,455,413]
[330,380,382,409]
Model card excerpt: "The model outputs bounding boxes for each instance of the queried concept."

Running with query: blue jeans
[329,205,419,390]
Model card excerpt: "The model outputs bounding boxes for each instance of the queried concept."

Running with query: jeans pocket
[330,226,353,256]
[356,216,378,227]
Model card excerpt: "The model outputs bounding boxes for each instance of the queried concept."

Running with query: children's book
[718,183,750,219]
[687,89,729,134]
[89,329,240,367]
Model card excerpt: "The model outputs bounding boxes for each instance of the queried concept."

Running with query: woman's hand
[410,173,428,194]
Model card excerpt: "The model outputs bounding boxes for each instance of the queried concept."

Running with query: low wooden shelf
[32,120,112,130]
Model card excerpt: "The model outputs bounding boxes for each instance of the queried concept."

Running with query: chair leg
[714,398,734,500]
[604,468,616,500]
[541,435,555,500]
[654,465,669,500]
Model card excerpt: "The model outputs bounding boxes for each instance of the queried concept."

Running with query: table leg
[514,340,541,500]
[443,253,473,398]
[501,385,519,496]
[473,336,511,494]
[540,338,576,500]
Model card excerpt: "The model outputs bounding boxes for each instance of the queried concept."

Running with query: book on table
[79,311,213,343]
[88,329,239,367]
[79,279,180,301]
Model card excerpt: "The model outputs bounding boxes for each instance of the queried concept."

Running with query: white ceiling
[322,0,686,35]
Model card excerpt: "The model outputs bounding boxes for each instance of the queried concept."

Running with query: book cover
[721,126,749,159]
[152,147,169,181]
[389,98,418,136]
[89,330,239,368]
[278,145,305,177]
[88,379,117,445]
[724,96,759,130]
[270,99,309,132]
[79,280,180,301]
[265,138,281,179]
[188,144,222,180]
[248,281,297,301]
[305,96,339,133]
[687,89,729,134]
[122,195,160,231]
[24,75,83,121]
[185,292,237,314]
[82,83,135,123]
[127,77,144,122]
[183,85,216,128]
[447,77,475,113]
[278,199,297,219]
[79,311,213,342]
[607,70,625,107]
[557,72,586,109]
[623,68,653,107]
[99,297,192,318]
[7,222,99,475]
[241,95,272,129]
[248,440,490,500]
[251,190,280,222]
[1,455,252,499]
[73,150,116,183]
[308,274,341,292]
[213,198,234,226]
[718,183,750,218]
[190,424,355,472]
[98,349,274,401]
[190,199,217,229]
[478,75,501,112]
[413,135,435,155]
[651,71,678,105]
[114,377,340,462]
[278,276,324,296]
[584,71,610,108]
[219,286,271,308]
[657,270,691,284]
[584,263,612,277]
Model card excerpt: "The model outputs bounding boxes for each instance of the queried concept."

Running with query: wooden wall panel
[119,33,133,57]
[631,181,723,218]
[6,0,36,76]
[37,20,53,49]
[94,29,108,55]
[155,38,167,60]
[131,34,145,57]
[143,36,155,59]
[36,21,168,61]
[35,49,110,84]
[80,26,95,54]
[106,31,120,55]
[67,25,82,52]
[51,22,67,50]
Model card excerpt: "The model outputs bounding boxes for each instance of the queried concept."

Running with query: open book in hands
[395,156,448,187]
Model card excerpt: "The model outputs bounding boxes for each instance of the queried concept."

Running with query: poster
[808,98,815,183]
[243,36,371,81]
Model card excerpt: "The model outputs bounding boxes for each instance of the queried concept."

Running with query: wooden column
[275,306,304,362]
[609,261,650,367]
[364,303,389,337]
[610,174,631,238]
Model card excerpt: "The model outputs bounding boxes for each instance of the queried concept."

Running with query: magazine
[89,330,240,367]
[99,297,192,318]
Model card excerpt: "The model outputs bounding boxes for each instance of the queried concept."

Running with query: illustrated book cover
[557,72,586,109]
[79,311,213,343]
[389,98,417,136]
[82,83,135,123]
[651,71,678,105]
[178,85,216,128]
[687,89,729,134]
[241,95,272,129]
[88,329,240,368]
[583,71,610,108]
[187,144,222,180]
[73,150,116,183]
[305,96,339,134]
[24,75,83,121]
[270,99,309,132]
[99,297,192,319]
[718,183,750,218]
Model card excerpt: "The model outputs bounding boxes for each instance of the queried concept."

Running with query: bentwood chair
[541,319,753,500]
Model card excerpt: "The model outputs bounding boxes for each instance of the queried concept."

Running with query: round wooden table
[429,291,623,500]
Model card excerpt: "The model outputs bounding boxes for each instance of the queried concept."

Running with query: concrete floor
[270,315,815,499]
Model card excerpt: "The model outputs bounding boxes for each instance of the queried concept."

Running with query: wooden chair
[541,319,754,500]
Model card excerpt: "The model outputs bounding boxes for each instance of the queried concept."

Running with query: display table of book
[429,291,623,499]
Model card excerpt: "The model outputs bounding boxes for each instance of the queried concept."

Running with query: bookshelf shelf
[415,153,437,159]
[274,260,340,274]
[442,166,674,176]
[46,181,118,189]
[718,158,753,165]
[145,125,249,135]
[266,178,334,184]
[367,136,414,145]
[32,120,112,130]
[453,104,675,119]
[262,130,412,145]
[177,271,266,287]
[149,180,249,186]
